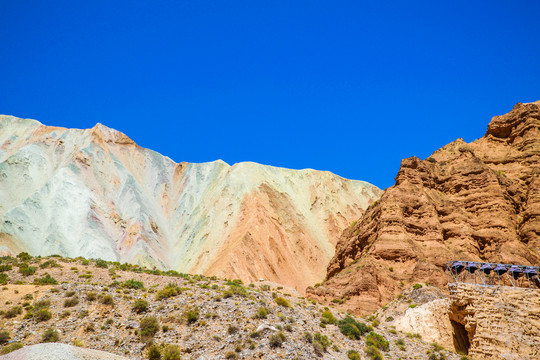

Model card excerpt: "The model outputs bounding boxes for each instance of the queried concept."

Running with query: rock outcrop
[448,283,540,359]
[0,116,382,292]
[308,101,540,312]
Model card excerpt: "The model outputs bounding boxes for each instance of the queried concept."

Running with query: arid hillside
[0,116,381,292]
[308,101,540,314]
[0,254,462,360]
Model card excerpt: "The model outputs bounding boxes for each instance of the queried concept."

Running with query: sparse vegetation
[132,299,149,313]
[19,264,37,276]
[274,296,290,307]
[147,345,161,360]
[64,297,79,307]
[123,279,144,289]
[0,331,10,345]
[0,342,23,355]
[100,294,114,305]
[338,316,372,339]
[34,273,58,285]
[320,310,337,325]
[95,259,108,268]
[0,254,453,359]
[365,345,383,360]
[366,331,389,351]
[313,332,331,352]
[427,343,447,360]
[269,331,286,347]
[255,306,267,319]
[0,273,8,285]
[139,316,160,341]
[163,345,181,360]
[406,332,422,339]
[413,283,423,289]
[156,283,182,300]
[34,308,52,322]
[183,307,199,324]
[347,350,361,360]
[41,328,60,342]
[4,305,22,319]
[86,292,97,301]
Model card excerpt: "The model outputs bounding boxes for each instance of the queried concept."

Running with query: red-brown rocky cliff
[307,101,540,314]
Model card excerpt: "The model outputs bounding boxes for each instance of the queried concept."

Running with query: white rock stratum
[0,115,381,291]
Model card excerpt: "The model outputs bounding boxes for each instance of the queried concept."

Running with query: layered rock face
[448,283,540,359]
[308,101,540,313]
[0,115,381,292]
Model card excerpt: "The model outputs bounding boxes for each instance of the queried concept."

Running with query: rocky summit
[0,116,381,292]
[308,101,540,314]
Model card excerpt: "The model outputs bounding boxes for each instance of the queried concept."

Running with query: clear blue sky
[1,1,539,189]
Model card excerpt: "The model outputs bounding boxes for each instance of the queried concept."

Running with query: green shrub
[366,331,389,351]
[320,310,337,324]
[64,297,79,307]
[65,291,76,297]
[41,328,60,342]
[274,296,290,308]
[33,299,51,310]
[223,283,248,298]
[313,332,331,351]
[23,293,33,300]
[0,331,10,345]
[338,316,372,339]
[255,307,268,319]
[132,299,149,313]
[225,351,237,359]
[413,283,423,290]
[396,338,406,350]
[184,307,199,324]
[163,345,181,360]
[269,331,286,348]
[34,274,58,285]
[0,265,13,272]
[347,350,361,360]
[147,345,161,360]
[17,252,32,261]
[156,283,182,300]
[427,343,447,360]
[0,342,23,355]
[40,260,60,269]
[19,265,37,276]
[86,292,97,301]
[95,259,108,268]
[34,308,52,322]
[0,273,8,285]
[123,279,144,289]
[100,294,114,305]
[4,306,22,318]
[365,345,383,360]
[139,316,159,340]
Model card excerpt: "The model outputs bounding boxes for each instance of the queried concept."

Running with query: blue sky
[1,1,539,189]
